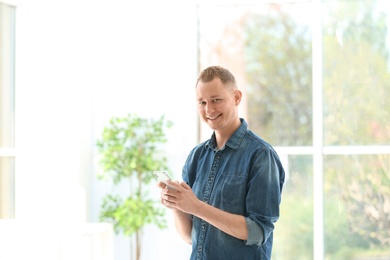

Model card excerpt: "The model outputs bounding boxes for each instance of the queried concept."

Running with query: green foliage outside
[325,155,390,259]
[323,1,390,146]
[96,113,173,260]
[243,9,312,146]
[272,155,314,260]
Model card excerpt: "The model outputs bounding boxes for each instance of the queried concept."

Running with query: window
[197,1,390,259]
[0,2,16,219]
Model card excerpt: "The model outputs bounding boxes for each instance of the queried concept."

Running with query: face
[196,77,241,132]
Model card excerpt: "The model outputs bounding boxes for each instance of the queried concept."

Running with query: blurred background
[1,0,389,260]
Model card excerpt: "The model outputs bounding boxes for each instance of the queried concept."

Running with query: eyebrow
[197,95,221,101]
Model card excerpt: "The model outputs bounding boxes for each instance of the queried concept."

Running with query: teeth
[208,115,219,120]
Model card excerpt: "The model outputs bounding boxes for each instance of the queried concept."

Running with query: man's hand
[161,181,201,214]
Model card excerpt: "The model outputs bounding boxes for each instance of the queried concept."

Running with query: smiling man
[158,66,285,260]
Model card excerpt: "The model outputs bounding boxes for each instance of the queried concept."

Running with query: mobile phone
[153,171,176,190]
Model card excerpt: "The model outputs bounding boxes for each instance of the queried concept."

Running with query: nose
[205,103,215,113]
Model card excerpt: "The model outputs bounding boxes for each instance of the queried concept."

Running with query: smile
[207,114,221,120]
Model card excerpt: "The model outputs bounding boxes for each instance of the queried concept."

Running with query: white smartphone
[153,171,176,190]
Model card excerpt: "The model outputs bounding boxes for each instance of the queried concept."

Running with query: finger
[162,198,175,208]
[166,180,181,190]
[180,181,191,189]
[161,187,174,196]
[157,181,167,189]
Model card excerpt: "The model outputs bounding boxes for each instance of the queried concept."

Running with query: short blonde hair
[196,66,237,89]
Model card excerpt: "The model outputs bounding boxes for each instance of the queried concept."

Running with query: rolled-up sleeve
[244,217,264,246]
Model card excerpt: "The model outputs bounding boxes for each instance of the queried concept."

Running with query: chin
[207,121,221,130]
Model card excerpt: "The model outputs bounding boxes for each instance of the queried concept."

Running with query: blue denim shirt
[182,118,285,260]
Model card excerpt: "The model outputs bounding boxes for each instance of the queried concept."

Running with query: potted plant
[96,113,173,260]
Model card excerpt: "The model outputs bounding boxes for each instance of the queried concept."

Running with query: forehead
[196,78,233,99]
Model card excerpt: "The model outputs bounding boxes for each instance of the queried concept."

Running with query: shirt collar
[206,118,247,151]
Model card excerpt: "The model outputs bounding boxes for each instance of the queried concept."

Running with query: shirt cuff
[244,217,264,246]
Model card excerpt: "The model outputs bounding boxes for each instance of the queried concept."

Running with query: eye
[212,98,221,103]
[198,101,206,106]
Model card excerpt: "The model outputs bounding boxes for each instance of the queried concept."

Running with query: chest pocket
[220,175,246,213]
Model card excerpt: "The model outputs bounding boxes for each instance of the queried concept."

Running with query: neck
[214,118,241,149]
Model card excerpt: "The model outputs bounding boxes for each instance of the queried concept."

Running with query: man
[159,66,285,259]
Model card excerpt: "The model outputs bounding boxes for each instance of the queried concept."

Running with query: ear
[234,90,242,105]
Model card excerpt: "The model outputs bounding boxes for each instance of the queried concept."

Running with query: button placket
[196,152,221,259]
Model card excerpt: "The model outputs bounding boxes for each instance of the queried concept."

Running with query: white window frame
[0,0,17,219]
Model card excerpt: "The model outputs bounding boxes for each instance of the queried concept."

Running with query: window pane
[324,154,390,258]
[273,155,313,260]
[0,157,15,218]
[323,0,390,145]
[198,3,313,146]
[0,3,16,148]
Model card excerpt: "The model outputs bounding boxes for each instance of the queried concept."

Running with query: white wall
[15,0,197,259]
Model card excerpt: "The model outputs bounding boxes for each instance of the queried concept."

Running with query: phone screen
[153,171,175,190]
[153,171,171,182]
